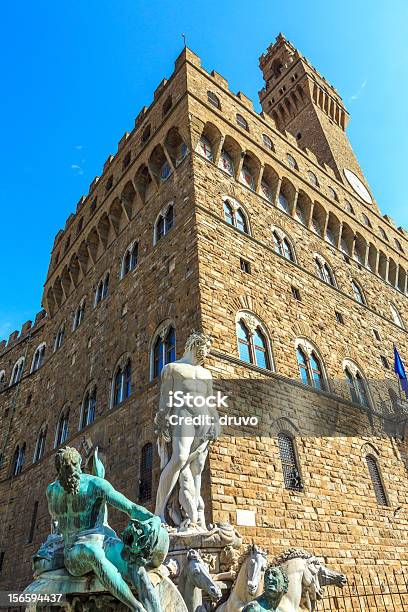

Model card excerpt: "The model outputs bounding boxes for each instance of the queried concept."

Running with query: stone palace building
[1,34,408,600]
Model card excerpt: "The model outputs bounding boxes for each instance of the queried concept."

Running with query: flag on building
[394,345,408,399]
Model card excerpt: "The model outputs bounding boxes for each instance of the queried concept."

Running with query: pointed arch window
[207,91,221,108]
[351,280,366,305]
[139,443,153,502]
[33,426,47,463]
[154,205,174,244]
[31,344,46,373]
[277,433,303,491]
[95,273,109,306]
[390,304,404,329]
[122,242,138,278]
[262,133,273,150]
[0,370,5,390]
[236,317,271,370]
[366,455,388,506]
[160,160,171,181]
[344,363,370,407]
[113,360,132,407]
[308,171,318,187]
[54,325,65,352]
[296,342,326,390]
[80,389,96,429]
[236,114,249,131]
[315,257,336,286]
[287,154,298,170]
[55,409,69,447]
[73,298,86,330]
[152,326,176,379]
[12,444,25,476]
[273,231,295,262]
[197,136,213,161]
[223,200,249,234]
[10,358,25,385]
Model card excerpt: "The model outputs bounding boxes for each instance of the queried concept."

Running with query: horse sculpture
[178,549,222,612]
[216,544,268,612]
[272,549,347,612]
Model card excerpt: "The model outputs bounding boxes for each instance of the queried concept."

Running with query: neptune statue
[31,446,171,612]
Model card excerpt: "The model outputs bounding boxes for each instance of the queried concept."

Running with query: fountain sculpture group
[24,333,347,611]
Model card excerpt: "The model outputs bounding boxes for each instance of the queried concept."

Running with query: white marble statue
[154,331,220,531]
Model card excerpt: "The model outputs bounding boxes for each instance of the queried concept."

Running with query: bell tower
[259,34,373,202]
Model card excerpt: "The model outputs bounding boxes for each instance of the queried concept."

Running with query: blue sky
[0,1,407,339]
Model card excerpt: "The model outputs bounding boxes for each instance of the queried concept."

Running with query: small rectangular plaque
[236,509,256,526]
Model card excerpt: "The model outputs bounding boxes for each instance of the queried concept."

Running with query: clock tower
[259,34,375,209]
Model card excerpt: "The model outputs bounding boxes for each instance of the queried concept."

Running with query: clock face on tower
[343,168,373,204]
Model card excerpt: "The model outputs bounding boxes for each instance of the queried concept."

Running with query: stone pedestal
[23,568,187,611]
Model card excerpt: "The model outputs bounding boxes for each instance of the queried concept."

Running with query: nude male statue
[154,331,220,531]
[46,447,169,612]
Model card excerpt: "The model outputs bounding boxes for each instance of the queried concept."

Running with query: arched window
[207,91,220,108]
[152,326,176,379]
[112,360,132,407]
[95,272,109,306]
[54,325,65,352]
[262,133,273,150]
[122,242,138,278]
[278,192,290,214]
[10,357,25,386]
[296,341,326,390]
[240,165,255,190]
[351,280,366,305]
[315,256,336,286]
[11,444,25,476]
[366,455,388,506]
[236,114,249,131]
[73,298,86,330]
[139,443,153,502]
[160,160,171,181]
[344,200,354,214]
[273,230,295,262]
[31,343,46,373]
[362,214,372,228]
[197,136,213,161]
[328,186,338,201]
[390,304,404,328]
[0,370,5,390]
[379,227,388,241]
[287,153,298,170]
[277,433,303,491]
[344,362,370,407]
[236,316,272,370]
[219,150,234,176]
[223,199,249,234]
[395,238,404,253]
[307,171,318,187]
[154,205,174,244]
[55,409,69,447]
[33,425,47,463]
[80,388,96,429]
